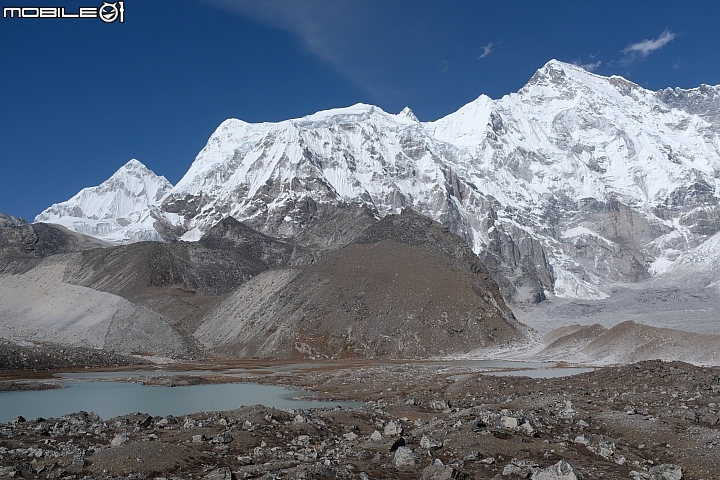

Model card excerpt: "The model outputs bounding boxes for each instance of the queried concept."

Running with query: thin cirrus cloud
[574,60,602,72]
[203,0,420,102]
[622,29,676,59]
[478,42,494,59]
[205,0,361,65]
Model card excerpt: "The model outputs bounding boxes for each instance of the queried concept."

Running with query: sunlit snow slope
[36,60,720,302]
[36,159,173,244]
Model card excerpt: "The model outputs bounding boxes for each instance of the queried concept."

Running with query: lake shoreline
[0,360,718,479]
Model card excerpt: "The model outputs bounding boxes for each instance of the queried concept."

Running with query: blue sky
[2,0,719,221]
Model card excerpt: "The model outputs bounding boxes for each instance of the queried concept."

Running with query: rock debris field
[1,360,720,479]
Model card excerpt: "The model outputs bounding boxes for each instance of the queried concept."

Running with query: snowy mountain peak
[122,158,148,170]
[425,94,493,147]
[37,62,720,303]
[398,106,419,122]
[35,159,173,244]
[528,59,577,82]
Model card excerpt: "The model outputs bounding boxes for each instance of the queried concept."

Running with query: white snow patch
[180,227,203,242]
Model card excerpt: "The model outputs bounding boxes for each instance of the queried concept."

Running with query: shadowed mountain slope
[0,219,110,273]
[63,217,315,334]
[0,213,314,358]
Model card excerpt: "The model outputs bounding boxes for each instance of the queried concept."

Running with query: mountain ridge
[35,59,720,303]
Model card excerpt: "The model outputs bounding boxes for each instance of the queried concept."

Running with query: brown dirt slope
[196,209,527,359]
[537,320,720,365]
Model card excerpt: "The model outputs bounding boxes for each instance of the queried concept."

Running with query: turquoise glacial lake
[0,381,363,423]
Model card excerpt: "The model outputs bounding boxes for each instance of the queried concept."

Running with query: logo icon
[99,1,123,23]
[2,1,125,22]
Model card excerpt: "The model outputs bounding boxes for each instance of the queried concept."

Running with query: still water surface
[0,360,592,423]
[0,381,363,424]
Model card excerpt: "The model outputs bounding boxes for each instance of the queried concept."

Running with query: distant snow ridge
[36,60,720,302]
[35,159,172,244]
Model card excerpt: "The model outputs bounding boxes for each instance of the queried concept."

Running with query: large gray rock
[383,420,403,437]
[531,460,580,480]
[420,435,443,450]
[392,446,417,467]
[110,433,129,446]
[421,464,470,480]
[203,467,236,480]
[631,464,683,480]
[0,213,26,228]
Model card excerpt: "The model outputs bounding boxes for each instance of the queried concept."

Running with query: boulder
[500,416,519,429]
[421,464,470,480]
[531,460,580,480]
[420,435,443,450]
[630,464,683,480]
[213,432,233,444]
[392,446,417,467]
[110,433,129,446]
[203,467,236,480]
[429,399,450,410]
[384,420,403,437]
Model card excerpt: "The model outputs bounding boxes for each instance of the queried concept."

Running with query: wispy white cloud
[205,0,357,64]
[478,42,494,59]
[203,0,405,100]
[573,60,602,72]
[622,29,676,58]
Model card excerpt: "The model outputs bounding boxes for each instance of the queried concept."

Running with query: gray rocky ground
[0,341,145,374]
[1,360,718,479]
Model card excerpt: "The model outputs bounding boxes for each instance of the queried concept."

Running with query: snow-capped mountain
[35,159,173,244]
[36,60,720,302]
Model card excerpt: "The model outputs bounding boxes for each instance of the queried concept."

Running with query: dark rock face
[280,202,379,255]
[199,217,315,268]
[197,210,527,359]
[0,213,27,228]
[65,219,312,298]
[0,221,109,273]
